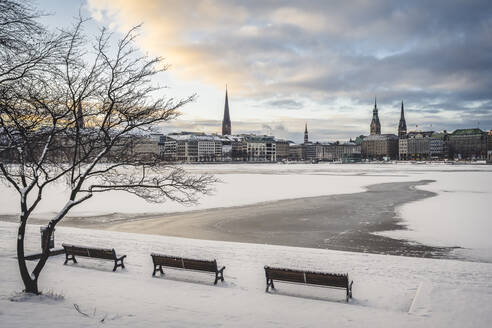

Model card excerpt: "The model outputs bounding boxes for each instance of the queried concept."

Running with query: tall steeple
[304,123,309,143]
[370,96,381,135]
[222,85,231,135]
[398,100,407,138]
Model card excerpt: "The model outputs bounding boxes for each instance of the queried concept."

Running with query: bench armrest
[218,266,226,273]
[117,255,127,260]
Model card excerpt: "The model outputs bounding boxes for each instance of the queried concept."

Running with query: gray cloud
[265,99,304,110]
[89,0,492,135]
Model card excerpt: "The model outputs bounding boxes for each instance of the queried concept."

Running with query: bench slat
[63,244,116,260]
[306,272,347,287]
[151,253,225,284]
[151,254,218,273]
[64,246,90,257]
[88,248,115,260]
[266,268,306,283]
[183,259,217,272]
[265,266,349,288]
[153,256,184,269]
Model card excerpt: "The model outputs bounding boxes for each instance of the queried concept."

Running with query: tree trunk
[17,219,40,294]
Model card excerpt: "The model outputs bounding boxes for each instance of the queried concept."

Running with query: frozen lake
[1,163,491,261]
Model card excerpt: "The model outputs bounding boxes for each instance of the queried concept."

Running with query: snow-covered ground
[1,221,492,327]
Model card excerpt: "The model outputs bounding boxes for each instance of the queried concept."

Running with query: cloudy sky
[40,0,492,142]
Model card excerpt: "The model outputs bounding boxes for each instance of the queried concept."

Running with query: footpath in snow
[1,221,492,328]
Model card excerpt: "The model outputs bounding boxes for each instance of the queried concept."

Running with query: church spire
[222,85,231,135]
[370,96,381,135]
[398,100,407,138]
[304,122,309,144]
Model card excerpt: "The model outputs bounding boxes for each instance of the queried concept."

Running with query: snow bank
[1,221,492,327]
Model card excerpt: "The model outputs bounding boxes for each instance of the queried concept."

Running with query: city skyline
[39,0,492,143]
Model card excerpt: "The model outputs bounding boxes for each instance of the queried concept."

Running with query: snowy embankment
[1,221,492,328]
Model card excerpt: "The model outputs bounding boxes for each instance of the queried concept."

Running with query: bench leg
[346,284,353,302]
[64,254,77,265]
[113,258,125,272]
[266,279,275,292]
[214,267,225,285]
[214,271,221,285]
[152,264,164,277]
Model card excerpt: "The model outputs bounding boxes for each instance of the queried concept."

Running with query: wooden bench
[62,243,127,272]
[264,266,353,302]
[151,253,225,285]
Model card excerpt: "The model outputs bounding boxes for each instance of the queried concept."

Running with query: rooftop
[451,128,485,135]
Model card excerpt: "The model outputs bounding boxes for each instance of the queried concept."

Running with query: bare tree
[0,9,216,294]
[0,0,63,85]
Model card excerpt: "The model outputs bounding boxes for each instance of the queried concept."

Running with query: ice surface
[1,163,491,260]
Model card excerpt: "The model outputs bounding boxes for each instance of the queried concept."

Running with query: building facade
[288,144,303,161]
[362,134,398,160]
[275,139,290,161]
[448,128,487,159]
[242,135,277,162]
[399,131,433,160]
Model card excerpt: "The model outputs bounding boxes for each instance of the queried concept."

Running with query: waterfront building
[429,132,448,159]
[164,133,223,162]
[487,130,492,156]
[448,128,487,159]
[362,134,399,160]
[405,131,433,160]
[362,98,397,159]
[132,133,162,160]
[398,137,408,160]
[322,142,361,162]
[302,142,318,161]
[161,135,177,161]
[275,139,290,161]
[288,144,303,161]
[243,135,276,162]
